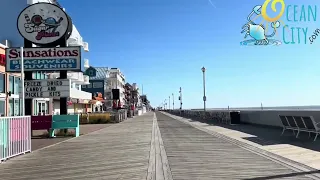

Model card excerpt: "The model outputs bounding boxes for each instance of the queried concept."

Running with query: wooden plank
[146,115,156,180]
[156,112,314,180]
[0,113,154,180]
[156,117,173,180]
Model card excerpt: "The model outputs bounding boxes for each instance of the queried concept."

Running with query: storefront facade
[0,44,23,116]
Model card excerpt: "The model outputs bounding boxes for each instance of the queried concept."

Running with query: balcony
[67,25,89,52]
[49,72,89,85]
[70,88,91,100]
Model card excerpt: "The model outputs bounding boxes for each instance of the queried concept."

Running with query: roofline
[0,43,7,49]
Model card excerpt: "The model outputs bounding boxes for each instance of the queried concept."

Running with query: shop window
[0,73,5,93]
[14,99,20,116]
[20,98,23,116]
[14,77,20,95]
[46,101,49,114]
[0,100,5,117]
[9,76,14,94]
[9,99,13,116]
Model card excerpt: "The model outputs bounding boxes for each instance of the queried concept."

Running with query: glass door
[37,101,47,115]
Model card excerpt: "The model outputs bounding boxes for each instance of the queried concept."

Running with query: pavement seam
[161,112,320,180]
[155,114,174,180]
[146,113,156,180]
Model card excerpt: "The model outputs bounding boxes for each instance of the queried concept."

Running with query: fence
[0,116,31,162]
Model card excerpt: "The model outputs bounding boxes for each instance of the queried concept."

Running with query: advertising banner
[21,79,71,99]
[5,46,82,72]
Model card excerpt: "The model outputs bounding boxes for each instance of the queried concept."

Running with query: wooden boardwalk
[156,112,318,180]
[0,113,154,180]
[1,111,319,179]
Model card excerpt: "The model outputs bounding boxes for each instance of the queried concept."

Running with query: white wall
[53,100,77,114]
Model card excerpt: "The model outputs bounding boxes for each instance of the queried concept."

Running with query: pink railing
[0,116,31,162]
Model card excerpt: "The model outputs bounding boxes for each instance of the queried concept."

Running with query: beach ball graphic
[44,17,57,26]
[31,15,43,26]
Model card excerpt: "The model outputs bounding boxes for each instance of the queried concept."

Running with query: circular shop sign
[17,3,70,45]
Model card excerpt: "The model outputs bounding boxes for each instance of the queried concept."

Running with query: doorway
[34,100,49,115]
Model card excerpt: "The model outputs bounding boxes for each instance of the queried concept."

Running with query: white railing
[84,59,89,68]
[0,116,32,162]
[83,75,90,85]
[49,72,88,85]
[83,42,89,52]
[70,88,92,100]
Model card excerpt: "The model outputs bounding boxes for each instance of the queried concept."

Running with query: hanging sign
[22,79,71,99]
[17,3,71,45]
[5,47,82,72]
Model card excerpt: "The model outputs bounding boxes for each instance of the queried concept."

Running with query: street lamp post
[179,87,182,110]
[169,96,170,109]
[172,93,174,110]
[201,67,206,111]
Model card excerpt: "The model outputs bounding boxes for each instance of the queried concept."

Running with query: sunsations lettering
[8,48,79,59]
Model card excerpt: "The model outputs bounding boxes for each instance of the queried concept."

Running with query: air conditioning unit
[83,42,89,52]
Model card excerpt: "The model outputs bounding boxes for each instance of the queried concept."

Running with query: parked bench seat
[50,115,80,137]
[279,115,320,141]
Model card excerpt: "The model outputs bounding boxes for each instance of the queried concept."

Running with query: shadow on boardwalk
[243,170,320,180]
[204,121,320,152]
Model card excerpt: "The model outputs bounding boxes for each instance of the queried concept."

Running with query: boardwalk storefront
[0,44,22,117]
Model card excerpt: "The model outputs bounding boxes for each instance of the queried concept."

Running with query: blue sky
[59,0,320,109]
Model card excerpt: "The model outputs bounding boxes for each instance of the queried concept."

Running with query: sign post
[15,2,74,116]
[20,47,25,115]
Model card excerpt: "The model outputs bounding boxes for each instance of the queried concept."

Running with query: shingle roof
[89,67,109,80]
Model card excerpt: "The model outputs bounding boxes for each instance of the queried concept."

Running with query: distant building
[83,67,126,110]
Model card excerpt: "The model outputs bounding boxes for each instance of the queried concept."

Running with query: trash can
[230,111,241,124]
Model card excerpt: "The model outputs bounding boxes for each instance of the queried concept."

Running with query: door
[37,101,47,115]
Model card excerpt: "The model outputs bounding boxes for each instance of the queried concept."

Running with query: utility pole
[172,93,174,110]
[179,87,182,111]
[142,84,144,95]
[201,67,206,112]
[169,96,170,109]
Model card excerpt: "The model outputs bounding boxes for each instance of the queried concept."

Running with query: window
[9,76,14,93]
[20,98,23,115]
[88,70,94,76]
[0,100,5,116]
[9,99,13,116]
[0,73,4,93]
[14,99,20,116]
[14,77,20,95]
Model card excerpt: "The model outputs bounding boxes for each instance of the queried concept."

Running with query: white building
[84,67,126,109]
[131,83,142,107]
[108,68,126,106]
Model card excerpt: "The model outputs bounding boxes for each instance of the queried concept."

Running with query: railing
[0,116,31,162]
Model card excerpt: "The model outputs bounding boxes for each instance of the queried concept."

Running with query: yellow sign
[261,0,285,22]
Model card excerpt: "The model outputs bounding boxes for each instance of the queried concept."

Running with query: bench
[31,115,52,131]
[49,115,80,137]
[279,115,320,141]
